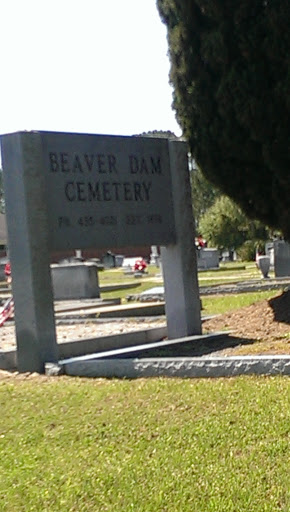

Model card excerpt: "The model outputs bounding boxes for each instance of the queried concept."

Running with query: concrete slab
[141,286,164,295]
[67,302,166,318]
[54,298,121,313]
[58,326,168,360]
[0,326,168,371]
[51,262,100,300]
[58,355,290,379]
[59,332,228,365]
[0,350,17,371]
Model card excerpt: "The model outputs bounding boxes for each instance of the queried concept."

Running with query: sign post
[1,132,57,372]
[1,131,201,372]
[161,141,201,338]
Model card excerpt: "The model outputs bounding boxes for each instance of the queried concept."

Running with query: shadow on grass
[268,289,290,324]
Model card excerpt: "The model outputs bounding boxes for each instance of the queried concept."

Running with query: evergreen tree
[157,0,290,239]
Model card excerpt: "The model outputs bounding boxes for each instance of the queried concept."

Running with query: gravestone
[1,131,201,372]
[273,240,290,277]
[51,262,100,300]
[114,255,124,267]
[265,242,274,267]
[0,260,8,282]
[150,245,160,266]
[256,255,270,279]
[197,248,219,270]
[102,252,116,269]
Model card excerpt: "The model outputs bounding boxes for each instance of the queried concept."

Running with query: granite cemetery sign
[42,132,176,249]
[1,131,201,372]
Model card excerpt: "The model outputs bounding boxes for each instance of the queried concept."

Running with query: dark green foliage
[236,240,263,262]
[157,0,290,239]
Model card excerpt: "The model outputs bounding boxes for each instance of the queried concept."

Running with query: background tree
[199,195,270,259]
[157,0,290,239]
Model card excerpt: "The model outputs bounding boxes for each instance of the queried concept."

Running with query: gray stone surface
[0,213,7,245]
[51,262,100,300]
[1,132,58,373]
[1,326,168,371]
[0,350,17,371]
[41,132,176,249]
[161,141,201,338]
[137,286,165,302]
[58,326,168,359]
[274,240,290,277]
[89,303,165,318]
[150,245,160,266]
[0,262,7,282]
[61,355,290,378]
[59,332,227,365]
[197,248,219,270]
[0,131,181,373]
[141,286,164,295]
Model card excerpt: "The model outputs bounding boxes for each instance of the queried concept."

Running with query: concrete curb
[59,355,290,378]
[58,326,168,359]
[0,350,17,371]
[100,282,142,292]
[0,326,168,371]
[2,325,290,378]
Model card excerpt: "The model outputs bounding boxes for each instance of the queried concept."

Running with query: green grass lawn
[98,263,282,316]
[98,265,162,284]
[1,263,289,511]
[98,262,266,287]
[98,262,278,304]
[198,262,263,284]
[0,376,289,512]
[100,287,281,316]
[1,262,275,305]
[100,281,161,302]
[202,290,280,316]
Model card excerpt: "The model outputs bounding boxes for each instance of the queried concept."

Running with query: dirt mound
[203,290,290,354]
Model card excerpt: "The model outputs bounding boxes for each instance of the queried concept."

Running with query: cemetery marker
[1,131,201,372]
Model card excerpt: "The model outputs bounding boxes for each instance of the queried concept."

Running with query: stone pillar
[1,132,58,373]
[161,140,201,339]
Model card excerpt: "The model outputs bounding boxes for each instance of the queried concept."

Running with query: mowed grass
[202,290,280,315]
[101,285,282,317]
[98,263,278,304]
[0,376,289,512]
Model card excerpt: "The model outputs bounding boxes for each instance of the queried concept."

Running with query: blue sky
[0,0,182,138]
